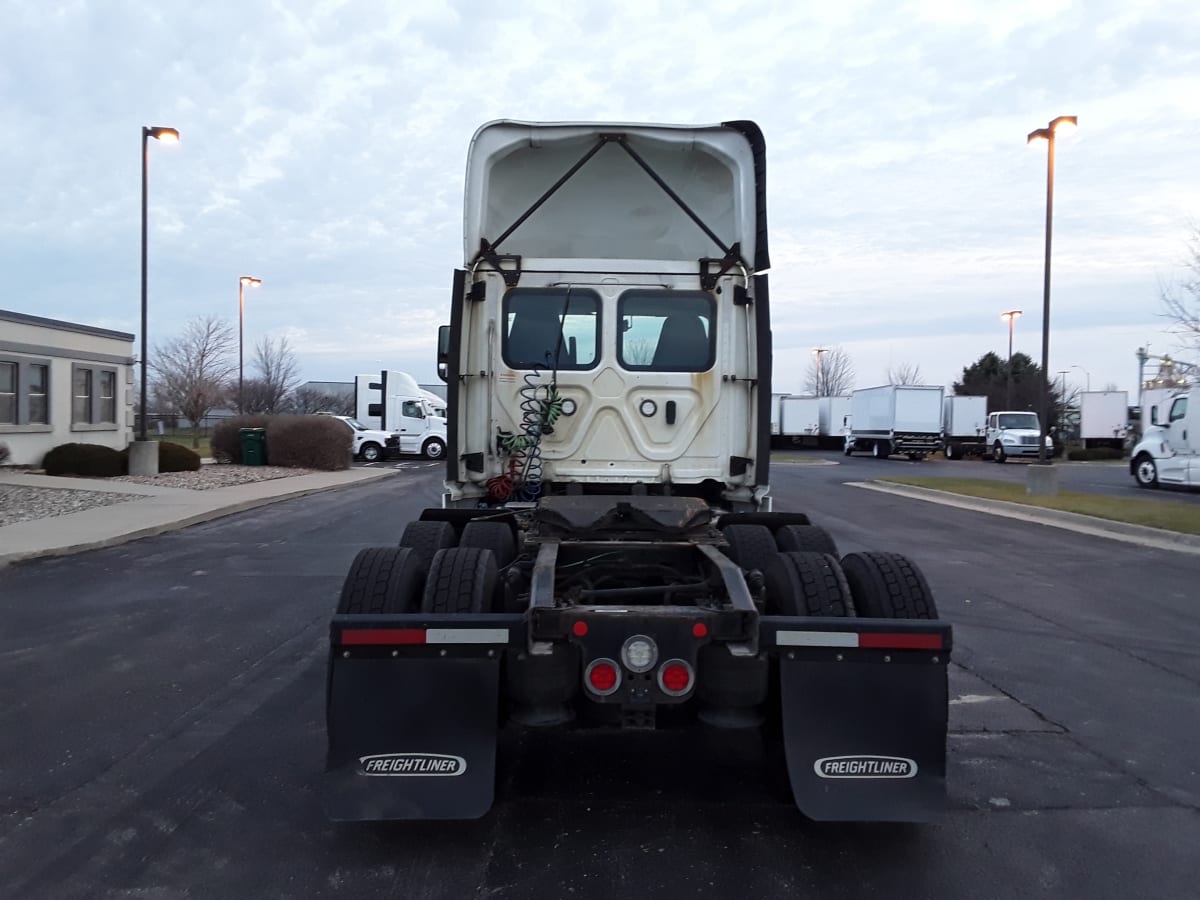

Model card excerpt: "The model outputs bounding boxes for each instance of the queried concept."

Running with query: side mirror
[437,325,451,384]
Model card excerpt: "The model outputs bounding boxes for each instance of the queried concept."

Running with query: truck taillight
[585,659,621,696]
[657,660,694,696]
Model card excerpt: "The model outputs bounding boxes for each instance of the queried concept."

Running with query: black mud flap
[768,617,950,823]
[323,616,516,821]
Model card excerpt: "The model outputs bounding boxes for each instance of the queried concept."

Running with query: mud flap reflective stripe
[779,656,947,821]
[324,656,501,821]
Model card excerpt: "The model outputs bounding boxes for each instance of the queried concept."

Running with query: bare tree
[151,316,236,447]
[804,347,854,397]
[1161,224,1200,362]
[886,362,923,385]
[290,386,354,415]
[238,335,301,414]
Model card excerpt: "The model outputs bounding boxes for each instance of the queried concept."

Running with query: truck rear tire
[872,441,890,459]
[458,520,518,568]
[720,523,779,574]
[336,547,424,615]
[775,524,838,556]
[421,547,498,614]
[764,551,854,617]
[840,551,938,619]
[398,520,458,564]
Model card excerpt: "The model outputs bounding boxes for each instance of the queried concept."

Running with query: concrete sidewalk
[0,468,397,569]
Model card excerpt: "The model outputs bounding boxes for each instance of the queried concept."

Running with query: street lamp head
[240,276,263,287]
[144,126,180,143]
[1027,116,1077,145]
[1000,309,1023,322]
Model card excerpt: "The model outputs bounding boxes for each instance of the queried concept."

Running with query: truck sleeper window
[618,291,715,372]
[502,289,599,370]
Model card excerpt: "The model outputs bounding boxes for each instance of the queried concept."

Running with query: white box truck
[1079,390,1129,450]
[844,385,944,460]
[354,370,448,459]
[941,395,988,460]
[818,396,852,449]
[780,395,821,445]
[770,392,787,442]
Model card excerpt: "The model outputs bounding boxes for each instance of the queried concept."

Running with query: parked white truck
[354,370,448,459]
[818,396,852,450]
[941,395,988,460]
[780,395,821,445]
[982,410,1053,462]
[1079,390,1129,451]
[1131,388,1198,489]
[844,385,944,460]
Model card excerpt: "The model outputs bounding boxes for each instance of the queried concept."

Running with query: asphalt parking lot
[1,464,1197,898]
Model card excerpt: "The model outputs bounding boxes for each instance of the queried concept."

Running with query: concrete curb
[851,480,1200,556]
[0,469,398,570]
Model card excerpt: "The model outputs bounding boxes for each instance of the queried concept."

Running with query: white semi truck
[1131,388,1198,488]
[323,120,951,825]
[354,370,448,459]
[844,385,944,460]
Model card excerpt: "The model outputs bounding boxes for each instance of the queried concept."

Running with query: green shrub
[158,441,202,472]
[42,442,127,477]
[212,415,272,463]
[265,415,352,470]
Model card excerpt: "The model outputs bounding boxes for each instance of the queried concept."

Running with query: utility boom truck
[323,121,952,824]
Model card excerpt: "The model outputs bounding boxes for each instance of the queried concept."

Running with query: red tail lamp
[657,660,694,696]
[585,658,621,696]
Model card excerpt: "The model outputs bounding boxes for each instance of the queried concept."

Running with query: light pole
[1056,369,1069,435]
[1000,309,1022,408]
[1071,364,1090,391]
[238,276,263,413]
[1027,115,1077,465]
[813,347,829,395]
[133,125,179,476]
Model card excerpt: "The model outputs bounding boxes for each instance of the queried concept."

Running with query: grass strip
[879,476,1200,536]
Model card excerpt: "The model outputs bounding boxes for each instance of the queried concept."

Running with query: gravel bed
[1,465,319,527]
[109,465,320,491]
[0,485,146,527]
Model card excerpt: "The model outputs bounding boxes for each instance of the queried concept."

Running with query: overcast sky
[3,0,1198,399]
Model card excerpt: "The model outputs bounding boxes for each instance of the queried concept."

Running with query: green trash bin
[239,427,267,466]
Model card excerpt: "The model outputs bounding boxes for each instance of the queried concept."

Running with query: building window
[28,364,48,424]
[0,361,14,425]
[99,370,116,423]
[73,367,93,424]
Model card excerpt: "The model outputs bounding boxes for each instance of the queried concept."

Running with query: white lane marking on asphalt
[949,694,1004,705]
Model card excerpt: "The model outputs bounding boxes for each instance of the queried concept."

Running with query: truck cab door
[397,400,427,454]
[1159,395,1191,485]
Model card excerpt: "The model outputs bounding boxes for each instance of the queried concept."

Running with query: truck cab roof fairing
[463,121,767,271]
